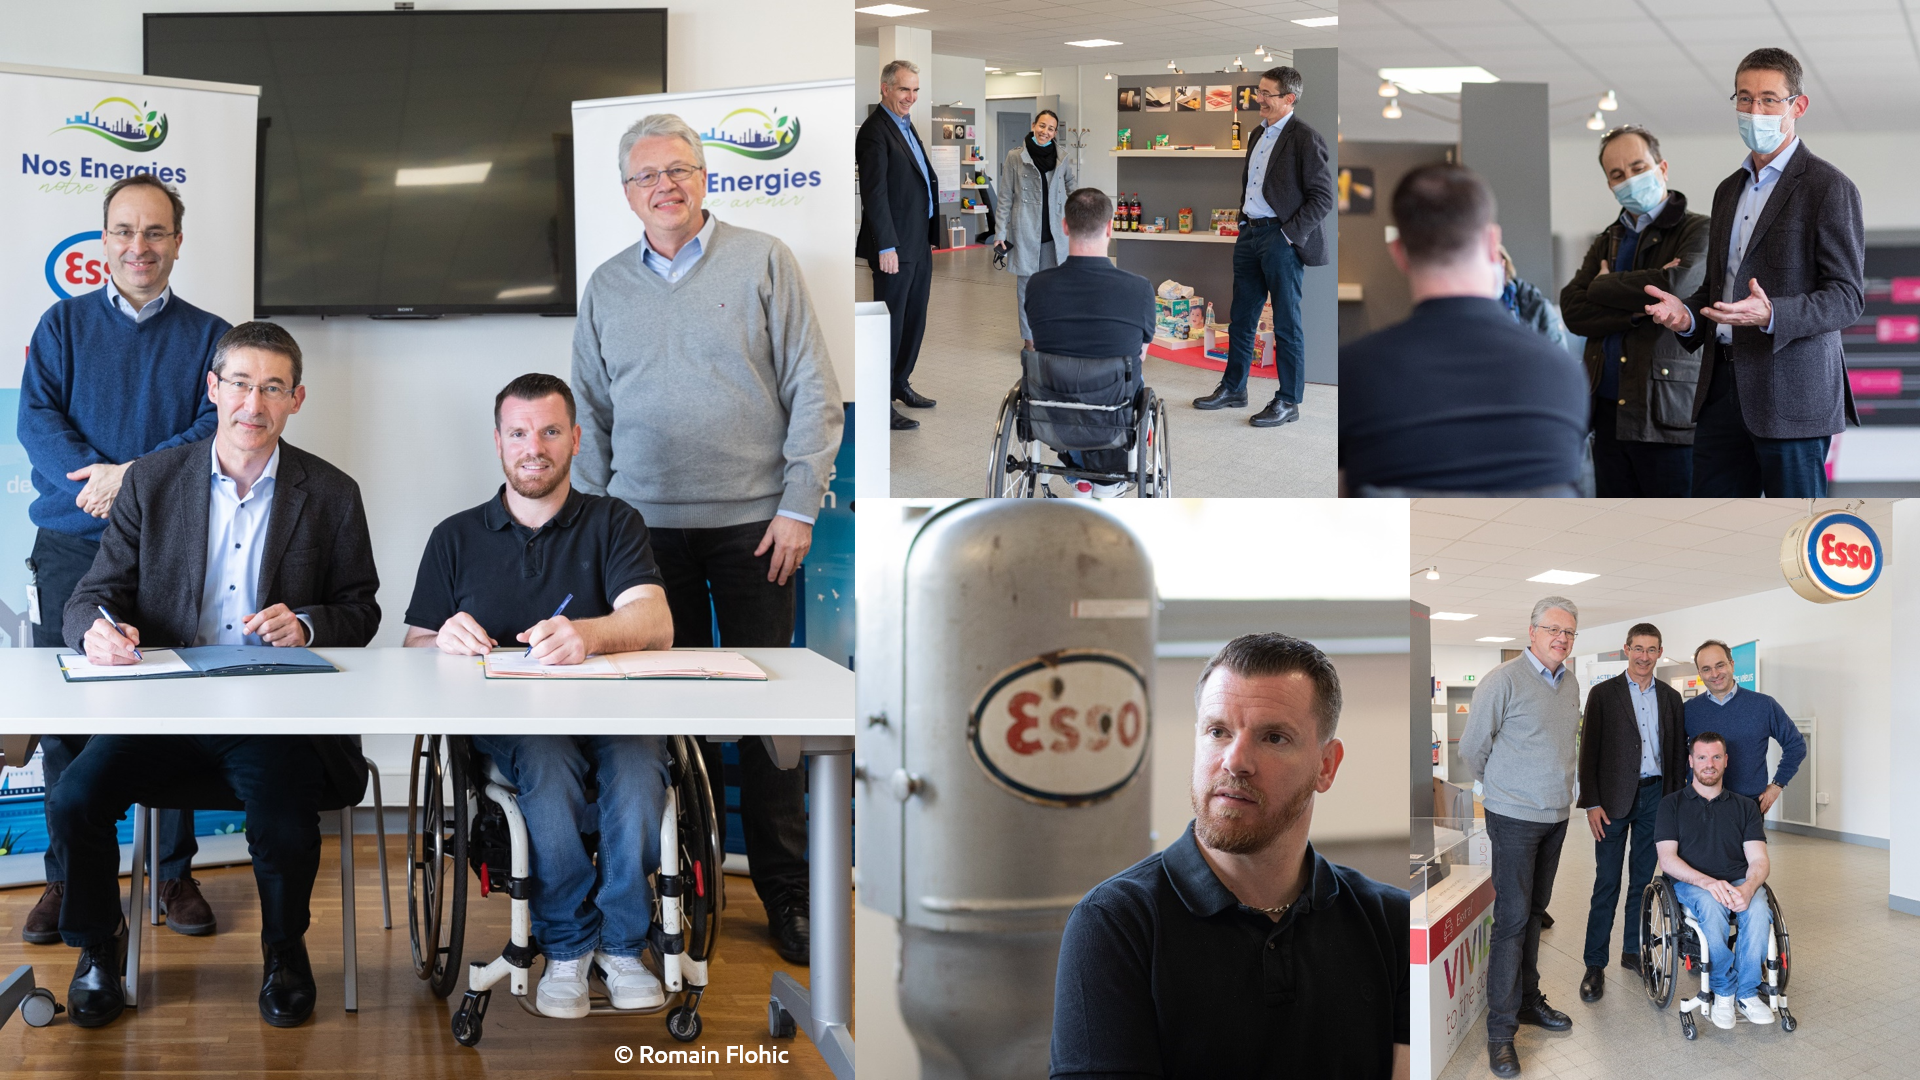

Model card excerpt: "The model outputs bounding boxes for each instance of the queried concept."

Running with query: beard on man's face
[1189,767,1315,856]
[503,452,568,500]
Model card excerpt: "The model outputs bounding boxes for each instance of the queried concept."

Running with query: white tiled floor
[858,248,1338,498]
[1438,830,1920,1079]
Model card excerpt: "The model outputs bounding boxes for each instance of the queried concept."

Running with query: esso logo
[967,650,1150,807]
[45,231,108,300]
[1781,512,1882,603]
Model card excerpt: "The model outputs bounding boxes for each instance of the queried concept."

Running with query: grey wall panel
[1461,81,1552,296]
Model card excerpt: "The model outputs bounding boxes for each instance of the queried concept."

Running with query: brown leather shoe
[22,882,62,944]
[158,877,216,936]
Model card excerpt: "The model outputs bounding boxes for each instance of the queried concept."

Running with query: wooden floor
[0,835,842,1077]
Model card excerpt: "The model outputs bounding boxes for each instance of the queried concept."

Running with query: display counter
[1412,818,1494,1080]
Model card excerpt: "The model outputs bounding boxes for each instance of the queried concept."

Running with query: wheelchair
[406,734,724,1047]
[987,347,1170,498]
[1640,874,1795,1039]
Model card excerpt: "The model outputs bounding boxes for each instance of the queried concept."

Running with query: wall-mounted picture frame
[1142,86,1173,112]
[1117,87,1141,111]
[1174,85,1201,111]
[1236,85,1259,111]
[1205,85,1233,111]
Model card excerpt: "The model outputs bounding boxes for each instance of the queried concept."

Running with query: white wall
[1580,584,1894,844]
[1431,644,1505,686]
[4,0,850,797]
[1891,500,1919,912]
[1550,129,1920,286]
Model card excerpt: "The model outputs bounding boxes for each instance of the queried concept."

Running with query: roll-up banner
[571,78,854,400]
[0,63,259,650]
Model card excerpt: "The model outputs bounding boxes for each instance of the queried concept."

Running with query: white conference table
[0,646,853,1078]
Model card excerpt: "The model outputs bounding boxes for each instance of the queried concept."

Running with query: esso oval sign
[45,231,109,300]
[967,650,1150,807]
[1780,511,1882,603]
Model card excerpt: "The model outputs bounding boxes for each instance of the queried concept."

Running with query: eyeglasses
[105,227,177,244]
[1533,624,1578,641]
[1254,90,1289,102]
[623,165,703,190]
[1626,646,1662,657]
[1729,92,1799,112]
[215,375,294,402]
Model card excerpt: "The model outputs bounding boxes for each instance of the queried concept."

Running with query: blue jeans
[1671,877,1771,999]
[1690,360,1829,496]
[471,735,669,962]
[1582,778,1664,966]
[1225,224,1305,402]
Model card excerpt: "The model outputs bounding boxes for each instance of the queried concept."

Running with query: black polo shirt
[1050,824,1409,1079]
[1026,256,1156,359]
[404,485,664,646]
[1653,784,1766,883]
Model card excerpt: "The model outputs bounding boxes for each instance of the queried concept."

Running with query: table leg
[769,748,853,1080]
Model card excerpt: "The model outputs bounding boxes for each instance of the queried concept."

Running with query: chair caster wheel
[452,989,490,1047]
[1681,1016,1697,1041]
[668,1005,702,1042]
[768,999,796,1038]
[21,988,62,1027]
[1780,1009,1797,1032]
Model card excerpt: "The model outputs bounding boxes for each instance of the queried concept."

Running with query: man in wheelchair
[1022,186,1155,497]
[403,373,676,1018]
[1653,732,1775,1030]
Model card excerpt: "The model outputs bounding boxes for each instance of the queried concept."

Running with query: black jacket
[855,106,942,264]
[1577,673,1687,820]
[1677,141,1864,439]
[1240,115,1335,267]
[64,438,381,651]
[1561,190,1712,445]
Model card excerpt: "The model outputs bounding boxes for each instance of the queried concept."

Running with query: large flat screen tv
[145,9,667,316]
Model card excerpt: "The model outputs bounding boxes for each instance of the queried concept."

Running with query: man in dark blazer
[1643,47,1864,497]
[856,59,943,432]
[1194,64,1335,428]
[1575,623,1686,1004]
[53,320,379,1030]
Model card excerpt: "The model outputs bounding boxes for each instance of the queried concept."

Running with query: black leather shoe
[1579,965,1605,1002]
[259,937,317,1027]
[895,385,936,408]
[1488,1039,1521,1077]
[68,925,128,1029]
[1249,395,1299,427]
[1539,911,1555,929]
[1517,994,1572,1031]
[1619,952,1641,975]
[890,406,919,431]
[1192,384,1247,410]
[767,893,811,966]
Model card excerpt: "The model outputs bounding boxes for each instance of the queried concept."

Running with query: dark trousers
[40,736,196,884]
[1224,224,1305,402]
[649,521,809,906]
[1590,399,1693,497]
[872,253,933,392]
[1485,810,1569,1041]
[50,735,325,948]
[1690,356,1830,496]
[28,528,98,648]
[1582,777,1665,967]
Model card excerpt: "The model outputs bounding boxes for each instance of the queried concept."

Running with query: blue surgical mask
[1736,109,1788,155]
[1610,169,1666,217]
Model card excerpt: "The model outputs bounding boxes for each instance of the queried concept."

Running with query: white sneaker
[1739,996,1776,1025]
[1710,993,1735,1029]
[536,956,591,1018]
[1054,477,1094,498]
[594,951,665,1010]
[1089,479,1128,498]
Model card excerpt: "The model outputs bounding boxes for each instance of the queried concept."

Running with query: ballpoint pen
[97,604,141,661]
[525,593,575,658]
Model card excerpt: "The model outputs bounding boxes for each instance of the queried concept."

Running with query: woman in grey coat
[993,110,1075,347]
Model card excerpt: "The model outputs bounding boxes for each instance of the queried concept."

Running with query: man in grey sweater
[572,113,842,966]
[1458,596,1583,1078]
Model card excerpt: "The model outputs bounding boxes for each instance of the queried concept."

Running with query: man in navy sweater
[14,174,230,945]
[1684,640,1806,810]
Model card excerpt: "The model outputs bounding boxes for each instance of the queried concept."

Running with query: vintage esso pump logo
[1780,511,1882,603]
[45,231,109,301]
[967,650,1150,807]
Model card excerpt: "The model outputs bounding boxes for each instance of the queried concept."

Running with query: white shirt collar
[1707,684,1738,706]
[106,277,171,320]
[643,210,717,265]
[1744,136,1800,182]
[210,440,282,489]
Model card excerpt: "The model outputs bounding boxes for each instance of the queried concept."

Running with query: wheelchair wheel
[408,734,469,999]
[670,735,725,963]
[1640,877,1679,1009]
[1764,884,1791,994]
[1133,389,1170,498]
[986,384,1039,497]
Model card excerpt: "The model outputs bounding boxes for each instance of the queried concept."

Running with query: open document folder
[57,646,338,682]
[481,649,768,681]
